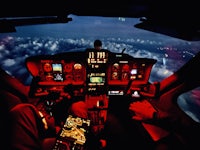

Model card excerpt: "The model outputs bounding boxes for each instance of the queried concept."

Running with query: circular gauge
[64,63,73,73]
[74,63,82,70]
[43,63,52,72]
[112,63,119,71]
[122,72,129,80]
[45,74,53,81]
[122,64,130,72]
[74,74,82,81]
[112,72,119,80]
[65,74,73,81]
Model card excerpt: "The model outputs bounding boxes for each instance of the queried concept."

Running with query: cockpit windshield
[0,14,200,124]
[1,15,199,85]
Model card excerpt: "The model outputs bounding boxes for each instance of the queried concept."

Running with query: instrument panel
[26,48,157,133]
[26,49,157,98]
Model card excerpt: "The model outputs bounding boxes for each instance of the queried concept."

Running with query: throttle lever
[124,79,134,96]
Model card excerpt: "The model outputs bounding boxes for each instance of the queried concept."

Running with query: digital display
[53,73,63,81]
[130,69,137,74]
[90,76,104,83]
[87,51,108,64]
[108,90,124,95]
[52,63,62,72]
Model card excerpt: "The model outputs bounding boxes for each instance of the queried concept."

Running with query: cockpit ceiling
[1,0,199,17]
[0,0,149,18]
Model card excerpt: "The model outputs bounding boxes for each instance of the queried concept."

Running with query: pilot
[94,39,102,50]
[0,92,99,150]
[0,85,104,150]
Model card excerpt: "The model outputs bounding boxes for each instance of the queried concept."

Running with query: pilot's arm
[129,98,170,123]
[129,80,200,149]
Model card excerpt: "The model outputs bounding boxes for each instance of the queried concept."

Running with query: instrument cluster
[26,50,157,98]
[39,60,86,84]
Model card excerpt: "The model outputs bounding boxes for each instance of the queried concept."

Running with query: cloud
[2,59,16,67]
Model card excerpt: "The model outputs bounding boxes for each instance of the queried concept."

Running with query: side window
[177,86,200,123]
